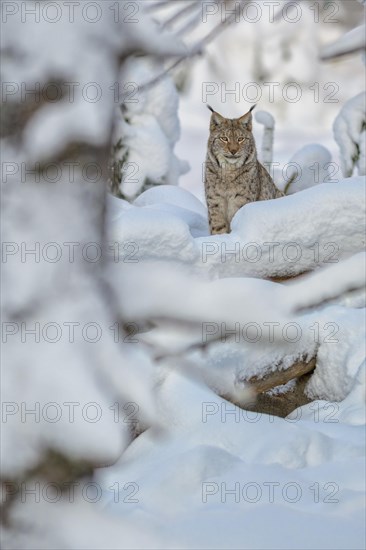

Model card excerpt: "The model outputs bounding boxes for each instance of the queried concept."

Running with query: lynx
[204,105,284,235]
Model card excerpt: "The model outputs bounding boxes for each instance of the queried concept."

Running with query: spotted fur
[204,105,283,235]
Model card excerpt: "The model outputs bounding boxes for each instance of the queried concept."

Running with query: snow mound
[96,370,365,550]
[283,144,332,194]
[107,177,365,279]
[134,185,207,217]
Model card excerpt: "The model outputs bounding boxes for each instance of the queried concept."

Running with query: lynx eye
[220,136,229,142]
[237,137,244,143]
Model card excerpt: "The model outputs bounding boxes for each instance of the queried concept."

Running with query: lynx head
[207,105,257,167]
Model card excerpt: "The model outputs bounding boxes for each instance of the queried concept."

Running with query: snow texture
[94,365,365,550]
[108,176,366,279]
[321,25,366,60]
[333,92,366,177]
[282,144,332,194]
[2,1,366,549]
[114,57,189,199]
[255,110,275,166]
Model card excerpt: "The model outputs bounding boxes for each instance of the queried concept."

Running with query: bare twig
[144,1,170,13]
[161,1,200,30]
[198,0,249,49]
[283,171,299,194]
[274,0,295,22]
[176,11,205,37]
[119,56,193,107]
[120,0,249,105]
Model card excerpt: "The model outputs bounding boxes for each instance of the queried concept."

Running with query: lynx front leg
[207,200,229,234]
[227,195,250,226]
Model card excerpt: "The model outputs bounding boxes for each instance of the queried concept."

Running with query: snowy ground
[103,10,366,530]
[98,176,366,550]
[96,380,365,550]
[97,8,366,547]
[7,176,362,550]
[2,1,365,549]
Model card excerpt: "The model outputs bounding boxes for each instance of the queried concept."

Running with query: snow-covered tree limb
[320,25,366,60]
[333,92,366,177]
[255,110,275,166]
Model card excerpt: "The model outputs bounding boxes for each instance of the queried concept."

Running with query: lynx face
[208,106,256,168]
[205,104,283,235]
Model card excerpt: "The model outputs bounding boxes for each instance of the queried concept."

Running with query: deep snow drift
[97,180,366,550]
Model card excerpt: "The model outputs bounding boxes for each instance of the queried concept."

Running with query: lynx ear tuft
[238,105,256,129]
[249,104,256,113]
[208,105,225,127]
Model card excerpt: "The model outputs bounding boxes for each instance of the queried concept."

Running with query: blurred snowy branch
[333,92,366,177]
[120,0,250,103]
[320,25,366,60]
[2,1,366,548]
[112,0,251,200]
[255,110,275,166]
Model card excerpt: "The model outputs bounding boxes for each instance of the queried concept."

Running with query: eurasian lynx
[204,105,283,235]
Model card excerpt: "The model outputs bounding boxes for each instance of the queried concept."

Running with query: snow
[285,251,366,313]
[2,5,125,163]
[93,368,365,550]
[108,176,366,279]
[113,56,189,199]
[255,111,275,129]
[255,110,275,165]
[333,92,366,177]
[104,178,366,547]
[119,114,172,198]
[175,1,366,201]
[305,307,365,402]
[103,178,366,550]
[1,184,157,479]
[133,184,207,217]
[321,25,366,60]
[2,1,366,549]
[281,144,332,194]
[105,180,365,406]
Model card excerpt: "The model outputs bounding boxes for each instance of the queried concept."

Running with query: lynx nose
[229,147,239,156]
